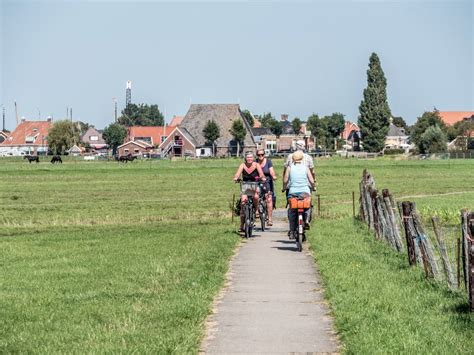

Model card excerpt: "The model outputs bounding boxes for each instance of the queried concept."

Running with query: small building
[159,126,197,157]
[179,104,256,157]
[385,123,410,150]
[126,126,176,147]
[0,118,52,155]
[340,121,361,151]
[68,144,84,156]
[251,115,314,153]
[81,127,107,152]
[0,131,8,144]
[117,140,153,157]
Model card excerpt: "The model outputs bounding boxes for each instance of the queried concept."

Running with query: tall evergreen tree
[202,120,220,156]
[358,53,392,152]
[230,120,246,157]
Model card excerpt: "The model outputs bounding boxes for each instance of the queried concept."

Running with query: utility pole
[113,97,117,122]
[37,107,41,120]
[1,105,5,131]
[70,108,73,122]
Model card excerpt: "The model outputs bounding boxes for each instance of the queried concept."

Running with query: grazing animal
[51,155,63,164]
[24,155,39,163]
[118,154,138,163]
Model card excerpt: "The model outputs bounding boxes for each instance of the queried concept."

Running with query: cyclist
[283,150,314,239]
[256,149,277,226]
[233,152,266,232]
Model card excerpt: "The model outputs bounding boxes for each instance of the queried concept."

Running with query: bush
[418,125,447,154]
[384,148,405,155]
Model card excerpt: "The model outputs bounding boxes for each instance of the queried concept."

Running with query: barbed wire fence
[359,169,473,311]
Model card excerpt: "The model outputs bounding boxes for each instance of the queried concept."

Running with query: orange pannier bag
[289,197,311,209]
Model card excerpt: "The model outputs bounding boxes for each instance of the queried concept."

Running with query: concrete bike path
[200,209,339,354]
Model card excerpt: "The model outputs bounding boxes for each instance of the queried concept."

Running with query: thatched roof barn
[180,104,256,155]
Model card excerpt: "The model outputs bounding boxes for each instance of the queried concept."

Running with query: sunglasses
[257,154,265,156]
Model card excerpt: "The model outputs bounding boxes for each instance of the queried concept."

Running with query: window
[32,128,38,133]
[25,136,36,143]
[124,149,129,153]
[90,135,98,141]
[266,141,276,151]
[134,149,139,153]
[134,137,152,144]
[200,148,206,155]
[161,136,167,143]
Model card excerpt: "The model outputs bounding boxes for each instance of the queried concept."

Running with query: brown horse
[118,154,138,163]
[51,155,63,164]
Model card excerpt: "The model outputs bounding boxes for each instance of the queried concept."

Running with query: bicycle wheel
[296,231,303,252]
[259,201,266,231]
[244,204,251,238]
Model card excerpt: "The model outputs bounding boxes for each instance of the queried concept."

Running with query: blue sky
[1,0,472,129]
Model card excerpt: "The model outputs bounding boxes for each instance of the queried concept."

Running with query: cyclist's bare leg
[253,192,259,217]
[240,194,248,230]
[265,192,273,224]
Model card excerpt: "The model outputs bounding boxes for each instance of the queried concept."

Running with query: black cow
[24,155,39,163]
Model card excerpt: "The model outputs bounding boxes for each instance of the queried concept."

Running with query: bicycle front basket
[241,182,259,194]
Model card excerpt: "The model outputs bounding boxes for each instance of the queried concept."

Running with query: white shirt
[284,152,314,169]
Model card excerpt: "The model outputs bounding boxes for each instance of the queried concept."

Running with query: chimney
[21,117,26,123]
[47,117,52,122]
[281,114,288,121]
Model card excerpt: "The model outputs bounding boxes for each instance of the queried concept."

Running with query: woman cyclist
[283,150,314,238]
[233,152,266,232]
[256,149,277,226]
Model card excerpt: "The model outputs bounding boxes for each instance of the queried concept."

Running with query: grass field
[1,156,473,353]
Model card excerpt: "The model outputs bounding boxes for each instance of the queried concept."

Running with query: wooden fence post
[317,194,321,217]
[431,217,456,289]
[352,191,355,218]
[462,211,474,311]
[402,202,417,266]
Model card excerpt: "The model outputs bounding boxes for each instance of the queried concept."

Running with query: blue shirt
[288,163,310,195]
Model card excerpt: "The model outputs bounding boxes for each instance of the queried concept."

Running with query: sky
[0,0,473,130]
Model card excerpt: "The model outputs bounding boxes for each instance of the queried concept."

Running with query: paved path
[200,209,339,354]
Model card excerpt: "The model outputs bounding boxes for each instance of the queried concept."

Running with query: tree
[418,125,447,154]
[411,110,447,147]
[230,120,246,157]
[358,53,392,152]
[269,119,283,138]
[392,116,408,131]
[47,120,81,154]
[117,103,164,126]
[307,114,324,149]
[202,120,220,156]
[76,121,91,135]
[241,110,254,127]
[259,112,275,128]
[327,113,345,149]
[103,123,127,155]
[292,118,302,135]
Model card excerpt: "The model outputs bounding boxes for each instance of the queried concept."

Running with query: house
[117,140,154,157]
[0,118,52,155]
[159,126,197,157]
[251,114,315,153]
[179,104,256,157]
[385,123,410,150]
[438,111,474,126]
[81,127,107,152]
[341,121,361,151]
[68,144,84,156]
[126,126,176,147]
[438,112,474,151]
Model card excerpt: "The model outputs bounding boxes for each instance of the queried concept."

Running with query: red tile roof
[168,116,184,127]
[126,126,176,146]
[0,120,52,146]
[438,111,474,126]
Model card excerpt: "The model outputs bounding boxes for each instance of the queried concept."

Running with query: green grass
[0,158,243,353]
[1,156,473,353]
[308,157,474,353]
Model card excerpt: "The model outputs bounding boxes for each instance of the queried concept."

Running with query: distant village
[0,105,473,159]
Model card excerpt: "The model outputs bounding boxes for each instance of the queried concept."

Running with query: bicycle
[257,180,269,232]
[288,194,311,252]
[236,180,259,238]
